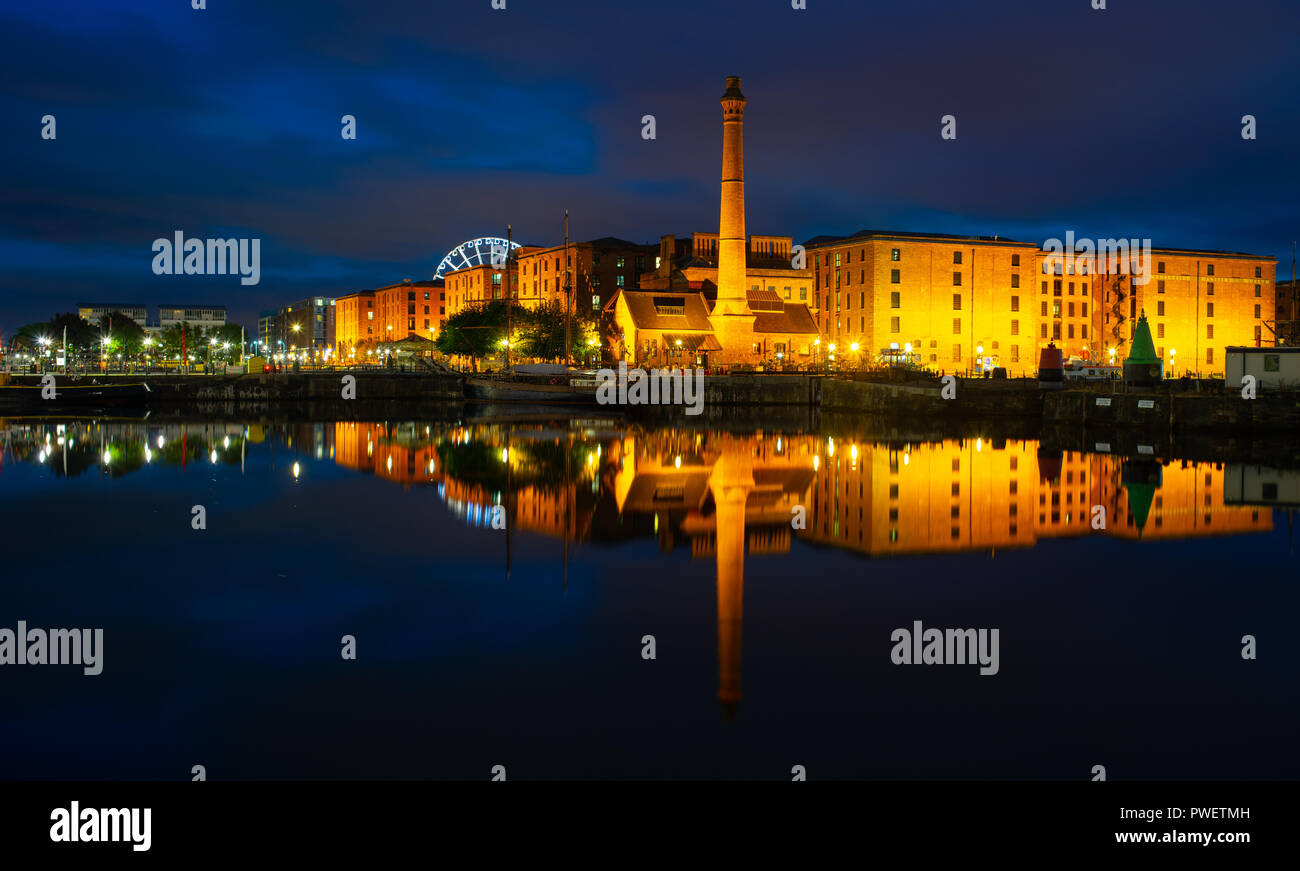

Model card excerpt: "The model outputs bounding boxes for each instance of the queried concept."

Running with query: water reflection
[4,416,1293,722]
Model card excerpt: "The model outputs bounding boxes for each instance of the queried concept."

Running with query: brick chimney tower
[712,76,756,352]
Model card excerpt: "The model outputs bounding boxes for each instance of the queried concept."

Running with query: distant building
[158,304,227,333]
[1275,279,1298,344]
[77,303,149,326]
[257,310,278,355]
[278,297,335,354]
[514,238,656,315]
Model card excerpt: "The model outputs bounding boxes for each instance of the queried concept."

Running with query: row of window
[822,249,1024,268]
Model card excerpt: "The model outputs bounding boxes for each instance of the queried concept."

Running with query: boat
[0,380,153,410]
[464,364,601,404]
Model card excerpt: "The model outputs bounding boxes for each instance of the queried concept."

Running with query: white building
[157,304,227,332]
[1224,346,1300,391]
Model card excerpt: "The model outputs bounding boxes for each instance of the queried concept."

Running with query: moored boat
[465,364,600,404]
[0,381,153,409]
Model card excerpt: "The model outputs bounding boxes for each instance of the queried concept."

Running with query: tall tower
[712,76,756,355]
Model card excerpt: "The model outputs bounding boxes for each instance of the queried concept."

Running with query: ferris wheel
[434,237,522,280]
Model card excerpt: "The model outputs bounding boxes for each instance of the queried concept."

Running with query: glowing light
[223,436,230,449]
[37,450,46,463]
[904,342,913,354]
[813,455,820,471]
[500,448,509,462]
[827,437,835,457]
[102,450,111,465]
[828,343,836,352]
[144,446,152,463]
[210,449,218,463]
[387,456,393,471]
[903,451,910,466]
[292,462,301,479]
[850,342,859,352]
[157,435,165,449]
[674,455,682,469]
[850,444,858,461]
[976,437,983,452]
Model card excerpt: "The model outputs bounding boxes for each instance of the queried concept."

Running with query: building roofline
[803,230,1033,248]
[801,230,1275,260]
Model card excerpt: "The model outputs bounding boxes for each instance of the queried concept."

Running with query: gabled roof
[753,304,819,335]
[746,288,785,311]
[619,290,714,331]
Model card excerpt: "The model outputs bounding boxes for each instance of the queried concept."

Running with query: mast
[505,224,512,370]
[564,211,571,366]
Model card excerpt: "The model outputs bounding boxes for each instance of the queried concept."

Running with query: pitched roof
[753,303,819,335]
[620,291,714,331]
[746,288,785,311]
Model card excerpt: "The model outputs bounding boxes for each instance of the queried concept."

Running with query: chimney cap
[721,76,745,102]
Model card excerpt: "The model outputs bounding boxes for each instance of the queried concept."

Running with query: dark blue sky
[2,0,1297,329]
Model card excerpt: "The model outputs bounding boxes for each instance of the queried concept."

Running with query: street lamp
[1168,348,1176,377]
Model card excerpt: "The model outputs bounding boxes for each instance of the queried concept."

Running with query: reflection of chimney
[709,439,754,720]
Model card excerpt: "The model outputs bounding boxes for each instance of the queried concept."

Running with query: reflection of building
[327,422,1282,719]
[611,430,815,718]
[1225,465,1300,508]
[800,439,1271,554]
[334,422,441,486]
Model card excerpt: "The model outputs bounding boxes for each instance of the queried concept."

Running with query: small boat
[0,380,153,410]
[464,364,600,404]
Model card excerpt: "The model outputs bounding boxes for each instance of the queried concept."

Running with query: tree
[512,301,599,363]
[46,313,98,352]
[157,322,205,361]
[9,321,50,352]
[96,312,146,357]
[434,301,506,370]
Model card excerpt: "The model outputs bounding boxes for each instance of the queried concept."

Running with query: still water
[2,415,1296,780]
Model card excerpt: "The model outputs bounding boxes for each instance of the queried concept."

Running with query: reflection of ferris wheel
[434,237,522,280]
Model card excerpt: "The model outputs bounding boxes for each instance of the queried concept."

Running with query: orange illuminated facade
[803,233,1277,377]
[335,280,444,358]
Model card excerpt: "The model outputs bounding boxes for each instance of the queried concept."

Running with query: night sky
[2,0,1297,329]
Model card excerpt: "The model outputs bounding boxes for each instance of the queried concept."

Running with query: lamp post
[849,341,859,371]
[976,344,985,377]
[1168,348,1177,378]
